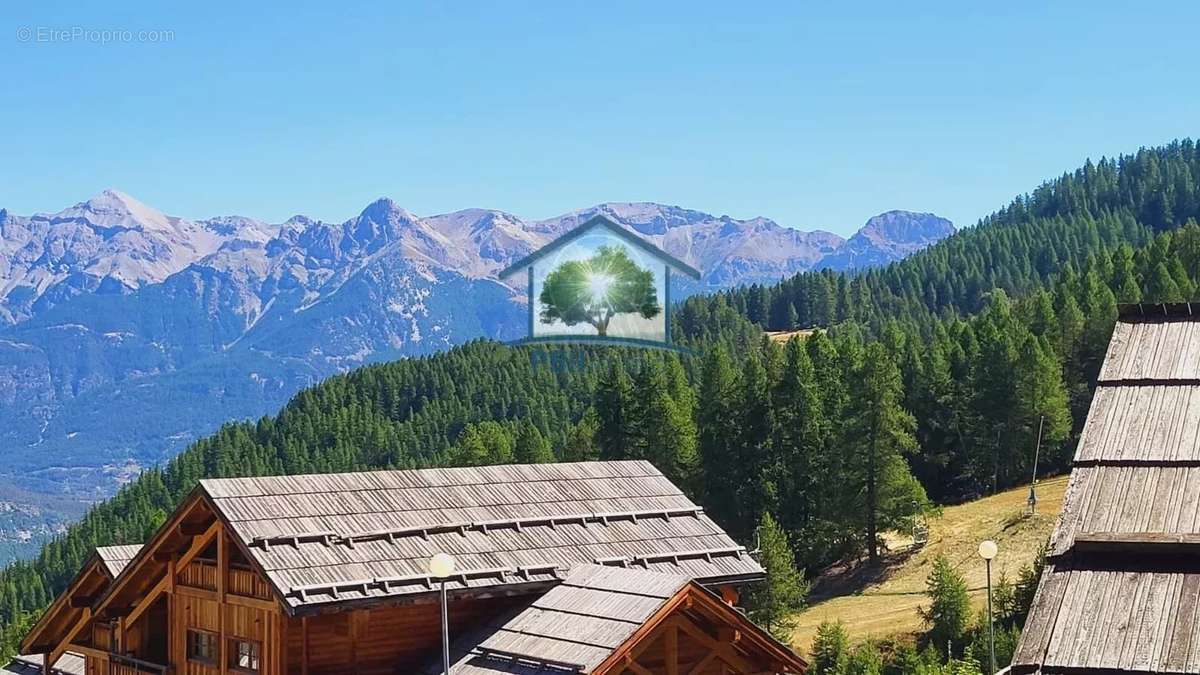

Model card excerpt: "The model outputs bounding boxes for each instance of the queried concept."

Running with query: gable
[21,557,113,657]
[432,564,805,674]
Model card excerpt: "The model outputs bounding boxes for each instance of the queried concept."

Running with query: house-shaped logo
[499,215,700,350]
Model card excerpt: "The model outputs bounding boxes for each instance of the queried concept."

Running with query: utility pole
[1028,415,1044,515]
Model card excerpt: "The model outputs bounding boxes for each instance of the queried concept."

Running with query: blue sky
[3,2,1197,235]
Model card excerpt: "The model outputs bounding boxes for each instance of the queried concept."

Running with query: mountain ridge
[0,192,953,557]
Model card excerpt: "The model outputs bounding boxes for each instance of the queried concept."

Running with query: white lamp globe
[429,552,457,578]
[978,540,998,561]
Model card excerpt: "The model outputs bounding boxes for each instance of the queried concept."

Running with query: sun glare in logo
[587,271,614,302]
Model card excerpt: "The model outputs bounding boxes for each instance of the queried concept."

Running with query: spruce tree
[514,420,554,463]
[849,343,919,562]
[921,555,971,656]
[809,621,849,675]
[744,512,808,642]
[697,345,741,529]
[595,363,634,460]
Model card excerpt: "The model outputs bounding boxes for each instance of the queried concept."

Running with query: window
[186,629,218,665]
[230,638,261,673]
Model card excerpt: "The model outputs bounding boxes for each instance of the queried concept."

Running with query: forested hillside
[3,140,1200,661]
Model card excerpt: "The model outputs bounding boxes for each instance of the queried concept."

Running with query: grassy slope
[790,474,1070,650]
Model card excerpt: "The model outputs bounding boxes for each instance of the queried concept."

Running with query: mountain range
[0,190,952,556]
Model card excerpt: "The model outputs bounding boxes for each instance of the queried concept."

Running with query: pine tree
[1149,261,1184,301]
[595,363,634,460]
[1013,335,1072,473]
[744,512,808,642]
[697,345,741,529]
[845,642,885,675]
[809,621,849,675]
[772,337,827,537]
[921,555,971,656]
[631,360,699,488]
[849,343,919,562]
[514,420,554,463]
[737,351,775,534]
[560,410,599,462]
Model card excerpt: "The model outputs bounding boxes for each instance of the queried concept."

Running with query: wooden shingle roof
[95,544,142,578]
[199,460,762,611]
[1016,305,1200,674]
[2,653,84,675]
[433,565,691,674]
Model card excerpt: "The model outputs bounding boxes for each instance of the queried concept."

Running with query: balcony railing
[108,654,170,675]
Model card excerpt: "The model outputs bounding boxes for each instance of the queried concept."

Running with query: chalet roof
[1016,557,1200,673]
[95,544,142,578]
[432,564,691,674]
[198,460,762,611]
[2,653,84,675]
[1015,305,1200,674]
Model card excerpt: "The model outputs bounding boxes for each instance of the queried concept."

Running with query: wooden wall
[72,519,534,675]
[287,596,523,675]
[82,525,285,675]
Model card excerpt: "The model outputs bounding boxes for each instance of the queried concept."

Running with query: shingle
[200,461,762,608]
[1019,308,1200,674]
[426,564,690,674]
[95,545,143,578]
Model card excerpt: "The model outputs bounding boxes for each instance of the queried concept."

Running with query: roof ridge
[203,468,667,500]
[221,489,686,525]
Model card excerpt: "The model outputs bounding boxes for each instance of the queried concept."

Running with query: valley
[0,194,953,561]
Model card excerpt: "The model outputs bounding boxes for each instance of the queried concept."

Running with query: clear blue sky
[3,2,1197,235]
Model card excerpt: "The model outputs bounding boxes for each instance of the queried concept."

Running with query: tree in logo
[539,245,660,336]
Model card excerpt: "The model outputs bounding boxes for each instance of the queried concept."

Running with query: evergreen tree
[846,642,885,675]
[744,512,808,642]
[921,555,971,656]
[848,343,920,561]
[595,363,634,460]
[514,420,554,463]
[560,410,599,462]
[1013,335,1072,474]
[809,621,850,675]
[697,345,742,530]
[630,360,699,487]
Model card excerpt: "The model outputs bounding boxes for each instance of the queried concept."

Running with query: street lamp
[429,553,457,675]
[978,540,998,674]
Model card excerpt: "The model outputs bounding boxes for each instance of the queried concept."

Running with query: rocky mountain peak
[57,188,175,232]
[816,210,956,270]
[857,210,955,246]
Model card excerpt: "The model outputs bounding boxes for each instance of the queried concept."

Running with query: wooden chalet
[22,460,806,675]
[1014,304,1200,674]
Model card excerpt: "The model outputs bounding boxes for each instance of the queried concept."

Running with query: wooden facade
[22,461,802,675]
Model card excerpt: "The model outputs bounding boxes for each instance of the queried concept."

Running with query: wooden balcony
[179,560,217,591]
[107,654,170,675]
[179,561,272,601]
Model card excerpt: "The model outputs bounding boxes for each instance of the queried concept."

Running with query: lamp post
[978,540,998,674]
[429,552,457,675]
